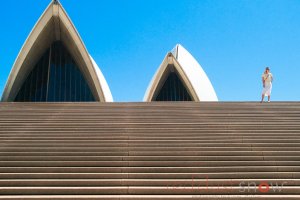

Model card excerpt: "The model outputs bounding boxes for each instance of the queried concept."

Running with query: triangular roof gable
[144,52,198,101]
[144,44,218,102]
[2,0,113,102]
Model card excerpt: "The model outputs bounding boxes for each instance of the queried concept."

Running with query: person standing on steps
[261,67,273,103]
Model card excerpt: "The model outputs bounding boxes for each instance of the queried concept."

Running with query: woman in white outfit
[261,67,273,103]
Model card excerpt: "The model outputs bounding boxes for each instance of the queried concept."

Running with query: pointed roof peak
[176,43,182,48]
[171,44,184,59]
[52,0,60,5]
[171,44,179,59]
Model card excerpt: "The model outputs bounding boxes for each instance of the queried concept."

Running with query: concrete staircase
[0,102,299,199]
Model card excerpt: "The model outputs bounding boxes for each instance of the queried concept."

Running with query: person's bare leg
[268,95,270,102]
[261,94,264,103]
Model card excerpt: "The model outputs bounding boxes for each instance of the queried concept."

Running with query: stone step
[0,166,299,173]
[1,155,300,161]
[1,161,300,167]
[1,135,300,139]
[1,147,300,152]
[2,139,300,143]
[0,195,300,200]
[0,178,298,187]
[1,132,299,136]
[2,144,300,149]
[0,186,299,195]
[0,172,298,179]
[2,151,300,157]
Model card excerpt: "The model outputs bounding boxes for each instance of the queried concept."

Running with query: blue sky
[1,0,299,101]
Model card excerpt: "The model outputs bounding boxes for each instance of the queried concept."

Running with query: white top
[262,73,273,84]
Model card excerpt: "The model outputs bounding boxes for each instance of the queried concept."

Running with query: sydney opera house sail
[144,44,218,102]
[1,0,113,102]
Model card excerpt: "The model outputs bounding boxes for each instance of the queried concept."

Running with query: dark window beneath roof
[154,71,192,101]
[14,41,95,102]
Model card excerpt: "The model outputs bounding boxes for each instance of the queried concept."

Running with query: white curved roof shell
[90,56,113,102]
[144,44,218,101]
[1,0,113,102]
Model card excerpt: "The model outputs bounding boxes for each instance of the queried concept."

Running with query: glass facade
[14,41,95,102]
[154,71,192,101]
